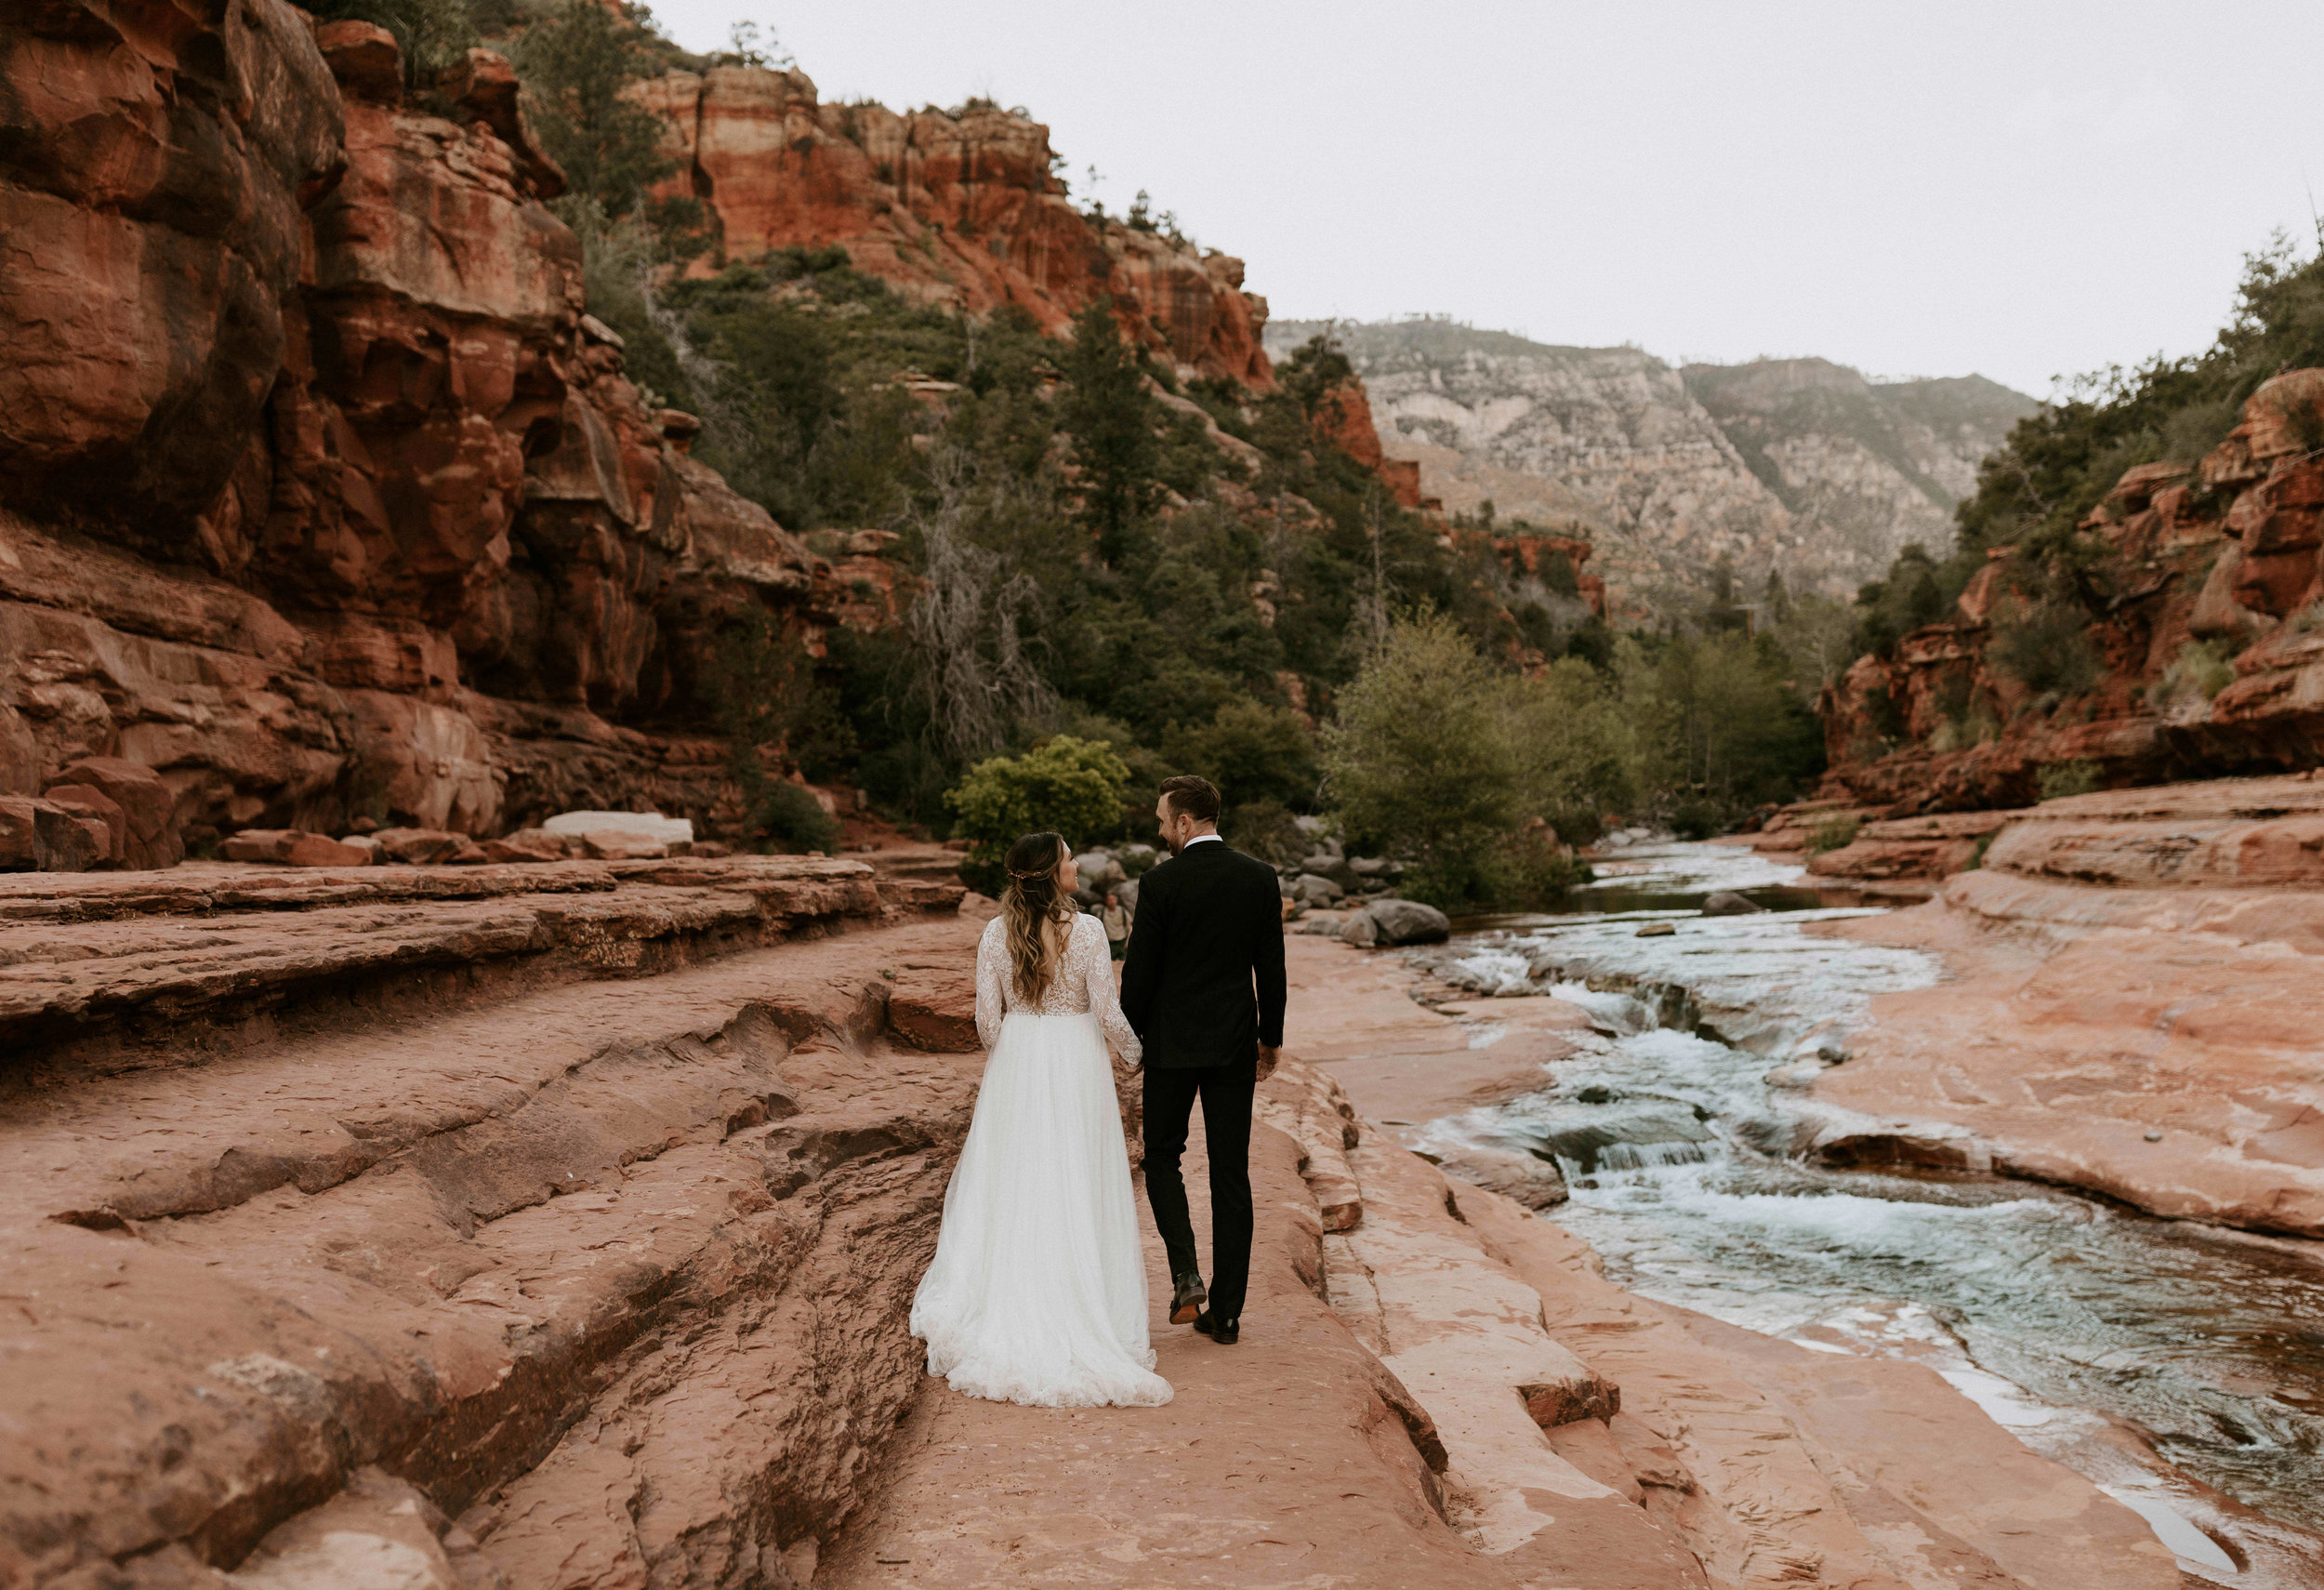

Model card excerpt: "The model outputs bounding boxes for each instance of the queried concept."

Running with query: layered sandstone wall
[1819,369,2324,815]
[634,66,1274,389]
[0,5,887,861]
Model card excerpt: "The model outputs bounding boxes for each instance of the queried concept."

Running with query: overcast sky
[647,1,2324,398]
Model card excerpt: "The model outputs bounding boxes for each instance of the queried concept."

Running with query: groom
[1119,775,1287,1345]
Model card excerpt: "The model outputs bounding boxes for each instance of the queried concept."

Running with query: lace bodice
[975,913,1142,1062]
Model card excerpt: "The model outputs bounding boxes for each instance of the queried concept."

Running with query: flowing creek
[1404,841,2324,1588]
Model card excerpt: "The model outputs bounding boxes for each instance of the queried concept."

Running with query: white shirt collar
[1182,832,1223,848]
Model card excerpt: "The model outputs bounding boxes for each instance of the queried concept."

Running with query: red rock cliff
[632,66,1274,389]
[0,6,880,855]
[1819,371,2324,813]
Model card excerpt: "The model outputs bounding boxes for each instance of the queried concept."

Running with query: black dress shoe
[1193,1309,1239,1345]
[1169,1271,1208,1326]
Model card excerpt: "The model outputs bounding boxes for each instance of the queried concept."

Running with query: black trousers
[1142,1052,1256,1321]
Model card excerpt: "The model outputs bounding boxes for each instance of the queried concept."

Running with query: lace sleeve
[974,917,1007,1050]
[1081,915,1142,1066]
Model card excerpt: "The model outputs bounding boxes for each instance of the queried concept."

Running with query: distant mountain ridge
[1266,319,2037,615]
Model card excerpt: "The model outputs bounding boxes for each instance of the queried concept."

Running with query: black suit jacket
[1119,840,1287,1070]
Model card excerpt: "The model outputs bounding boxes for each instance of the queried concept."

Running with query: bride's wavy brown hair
[1000,831,1076,1005]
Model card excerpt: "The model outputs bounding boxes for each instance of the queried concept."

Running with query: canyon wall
[635,66,1274,389]
[1267,318,2033,615]
[1818,370,2324,815]
[0,3,891,857]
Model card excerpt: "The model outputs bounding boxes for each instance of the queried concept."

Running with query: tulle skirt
[910,1010,1172,1408]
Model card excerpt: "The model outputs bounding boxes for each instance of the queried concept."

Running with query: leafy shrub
[944,736,1132,894]
[1222,799,1307,867]
[747,781,840,855]
[2149,639,2238,705]
[1322,612,1520,868]
[1159,701,1320,812]
[1493,828,1594,908]
[2036,761,2102,802]
[1988,599,2102,696]
[1667,796,1724,841]
[1806,815,1861,854]
[1540,802,1607,849]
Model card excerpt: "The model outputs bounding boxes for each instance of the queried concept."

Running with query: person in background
[1102,890,1131,961]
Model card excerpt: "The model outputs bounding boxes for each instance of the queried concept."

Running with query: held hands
[1256,1044,1280,1081]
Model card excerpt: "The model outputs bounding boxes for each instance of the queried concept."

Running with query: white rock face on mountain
[1268,319,2035,614]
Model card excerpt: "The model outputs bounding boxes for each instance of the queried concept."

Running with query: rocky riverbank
[4,864,2200,1589]
[1806,773,2324,1239]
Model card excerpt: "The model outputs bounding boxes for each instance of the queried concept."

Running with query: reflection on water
[1414,841,2324,1586]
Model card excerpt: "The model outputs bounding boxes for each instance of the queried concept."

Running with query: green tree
[1322,613,1519,899]
[1158,701,1319,812]
[511,0,703,249]
[1061,298,1161,563]
[1620,629,1823,826]
[307,0,475,86]
[944,736,1133,894]
[1499,657,1636,837]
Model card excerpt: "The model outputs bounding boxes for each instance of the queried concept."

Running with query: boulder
[1433,1143,1570,1210]
[314,19,403,107]
[1115,842,1159,876]
[447,842,492,865]
[1699,891,1766,917]
[221,829,374,867]
[40,785,125,868]
[1349,855,1396,879]
[1299,851,1358,887]
[1363,898,1452,946]
[1294,872,1346,906]
[583,829,670,861]
[0,797,107,871]
[1340,912,1379,948]
[1075,849,1126,890]
[544,811,693,846]
[48,757,180,868]
[1635,921,1678,937]
[482,830,567,863]
[372,828,467,866]
[338,835,381,861]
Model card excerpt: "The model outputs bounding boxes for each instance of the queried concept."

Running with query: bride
[908,830,1172,1408]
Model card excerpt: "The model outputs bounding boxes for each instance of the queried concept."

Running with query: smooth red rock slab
[1466,1192,2180,1590]
[0,914,990,1583]
[1282,935,1590,1125]
[1814,851,2324,1236]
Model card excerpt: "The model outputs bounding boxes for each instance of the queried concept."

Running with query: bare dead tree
[902,448,1057,765]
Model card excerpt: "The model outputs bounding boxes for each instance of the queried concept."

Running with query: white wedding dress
[909,912,1172,1408]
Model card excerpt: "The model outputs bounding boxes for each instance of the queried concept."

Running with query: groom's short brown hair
[1159,775,1221,824]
